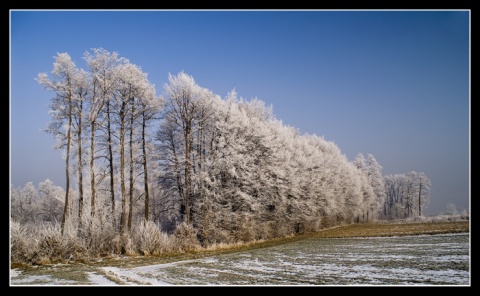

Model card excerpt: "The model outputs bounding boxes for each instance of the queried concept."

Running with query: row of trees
[12,48,432,248]
[35,49,162,237]
[10,180,65,224]
[383,172,431,219]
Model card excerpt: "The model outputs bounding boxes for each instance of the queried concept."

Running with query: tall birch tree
[83,48,125,223]
[37,52,78,234]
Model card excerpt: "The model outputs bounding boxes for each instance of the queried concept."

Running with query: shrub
[172,222,202,253]
[133,220,172,256]
[122,233,136,256]
[10,220,33,264]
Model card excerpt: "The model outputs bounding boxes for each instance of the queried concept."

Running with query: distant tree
[414,172,431,217]
[353,153,384,220]
[10,185,22,222]
[38,179,65,222]
[383,171,431,219]
[10,183,37,223]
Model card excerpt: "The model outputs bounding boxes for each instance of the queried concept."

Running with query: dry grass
[12,220,469,270]
[88,220,469,269]
[310,221,469,238]
[11,221,469,285]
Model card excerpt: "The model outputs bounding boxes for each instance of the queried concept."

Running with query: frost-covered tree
[38,179,65,222]
[446,202,458,216]
[365,154,386,219]
[113,62,138,234]
[160,71,213,225]
[139,87,163,222]
[10,185,23,222]
[38,49,162,237]
[156,116,184,226]
[124,72,160,229]
[414,171,431,217]
[37,53,79,234]
[32,52,437,255]
[354,153,385,220]
[83,48,126,223]
[11,180,65,224]
[10,183,37,223]
[154,73,392,242]
[110,61,158,233]
[70,68,89,228]
[383,171,431,219]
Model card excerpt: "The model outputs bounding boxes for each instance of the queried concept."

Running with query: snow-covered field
[10,233,469,286]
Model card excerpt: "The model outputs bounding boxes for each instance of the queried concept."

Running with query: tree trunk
[184,123,192,224]
[418,183,422,216]
[61,89,73,235]
[106,101,116,231]
[142,111,150,221]
[128,102,135,231]
[77,100,84,228]
[90,120,96,218]
[119,100,128,235]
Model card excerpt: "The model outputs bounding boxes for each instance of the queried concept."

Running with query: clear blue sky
[10,10,470,216]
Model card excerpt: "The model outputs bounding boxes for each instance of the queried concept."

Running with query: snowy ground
[10,233,470,286]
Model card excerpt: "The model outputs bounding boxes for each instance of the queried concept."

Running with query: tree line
[11,48,432,250]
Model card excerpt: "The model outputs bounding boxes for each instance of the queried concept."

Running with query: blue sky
[10,10,470,215]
